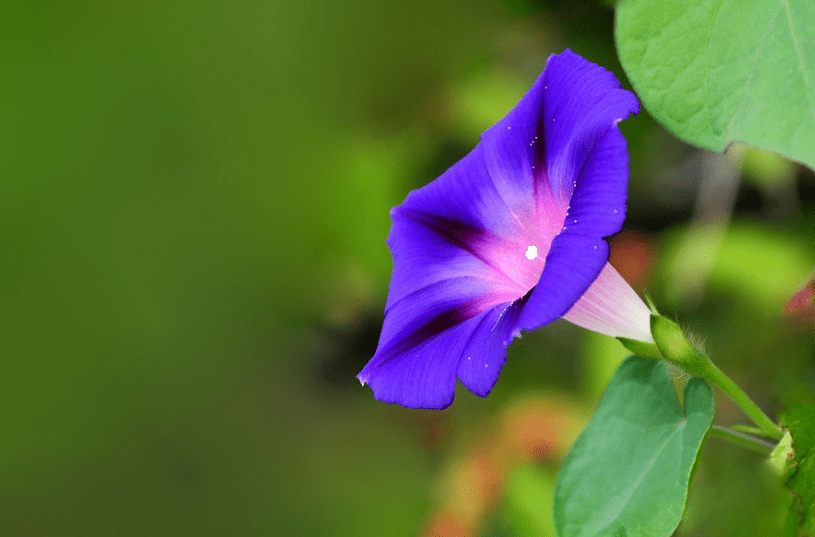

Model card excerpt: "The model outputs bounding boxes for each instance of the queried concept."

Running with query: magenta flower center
[484,190,568,302]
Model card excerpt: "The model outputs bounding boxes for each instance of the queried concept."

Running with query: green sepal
[649,314,708,377]
[617,337,663,359]
[643,290,659,315]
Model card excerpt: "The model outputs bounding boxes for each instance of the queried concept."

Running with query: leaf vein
[784,0,815,128]
[731,0,783,142]
[590,423,685,536]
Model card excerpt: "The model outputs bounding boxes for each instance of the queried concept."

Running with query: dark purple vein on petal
[532,102,556,218]
[393,207,524,291]
[385,276,489,315]
[373,292,513,372]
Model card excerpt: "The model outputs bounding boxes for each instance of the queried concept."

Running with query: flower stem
[699,360,783,441]
[730,424,767,436]
[650,314,783,441]
[709,425,775,455]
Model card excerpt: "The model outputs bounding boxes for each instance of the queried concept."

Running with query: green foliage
[781,404,815,533]
[768,431,795,481]
[502,463,557,537]
[554,356,713,537]
[616,0,815,170]
[660,222,815,311]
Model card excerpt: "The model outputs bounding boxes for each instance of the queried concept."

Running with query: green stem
[730,424,768,436]
[649,315,783,441]
[709,425,775,455]
[700,360,783,441]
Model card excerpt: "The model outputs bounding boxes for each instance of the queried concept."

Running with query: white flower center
[525,245,538,260]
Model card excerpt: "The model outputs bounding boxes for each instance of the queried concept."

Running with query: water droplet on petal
[525,245,538,260]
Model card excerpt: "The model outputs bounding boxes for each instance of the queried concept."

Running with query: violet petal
[518,53,640,330]
[358,299,525,409]
[358,49,642,409]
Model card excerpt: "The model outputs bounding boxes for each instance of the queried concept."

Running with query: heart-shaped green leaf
[616,0,815,171]
[554,356,713,537]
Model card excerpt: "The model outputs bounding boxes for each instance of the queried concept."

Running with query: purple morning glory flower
[358,49,653,409]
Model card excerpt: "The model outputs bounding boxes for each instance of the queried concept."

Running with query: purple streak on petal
[541,50,640,203]
[384,209,520,313]
[516,52,639,331]
[357,297,526,409]
[385,144,548,313]
[518,124,633,330]
[480,59,562,247]
[479,74,545,210]
[373,278,513,372]
[456,297,526,397]
[392,208,523,294]
[358,142,544,408]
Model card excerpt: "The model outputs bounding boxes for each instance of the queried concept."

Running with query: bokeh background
[2,1,814,535]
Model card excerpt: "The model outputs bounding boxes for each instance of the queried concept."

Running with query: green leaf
[554,356,714,537]
[768,430,795,481]
[780,403,815,532]
[615,0,815,170]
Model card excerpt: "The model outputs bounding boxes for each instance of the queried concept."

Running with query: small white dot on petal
[525,245,538,260]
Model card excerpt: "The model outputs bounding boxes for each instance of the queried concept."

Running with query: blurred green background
[2,1,814,535]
